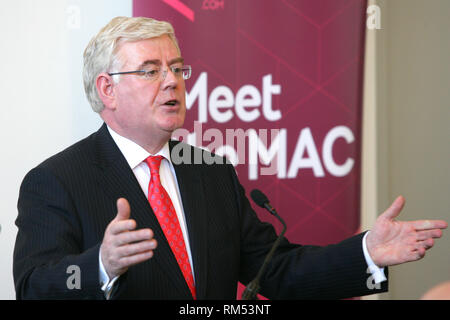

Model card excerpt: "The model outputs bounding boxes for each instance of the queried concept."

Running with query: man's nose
[160,68,177,90]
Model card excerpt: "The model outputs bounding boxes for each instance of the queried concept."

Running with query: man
[13,16,447,300]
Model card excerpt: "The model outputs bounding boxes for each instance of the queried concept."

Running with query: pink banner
[134,0,367,296]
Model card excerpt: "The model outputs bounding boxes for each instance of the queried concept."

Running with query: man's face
[109,35,186,142]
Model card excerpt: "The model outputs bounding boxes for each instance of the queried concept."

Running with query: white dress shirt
[99,126,386,298]
[99,126,194,298]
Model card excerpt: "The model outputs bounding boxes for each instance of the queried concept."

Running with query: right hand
[100,198,157,279]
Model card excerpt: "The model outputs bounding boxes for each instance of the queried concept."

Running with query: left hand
[366,196,448,267]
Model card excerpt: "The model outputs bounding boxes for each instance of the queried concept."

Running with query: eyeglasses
[108,65,192,81]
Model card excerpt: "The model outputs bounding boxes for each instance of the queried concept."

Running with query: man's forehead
[138,57,184,69]
[116,36,181,67]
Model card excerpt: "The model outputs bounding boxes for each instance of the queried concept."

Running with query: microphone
[241,189,287,300]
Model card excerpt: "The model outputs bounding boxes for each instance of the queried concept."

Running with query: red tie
[145,155,196,299]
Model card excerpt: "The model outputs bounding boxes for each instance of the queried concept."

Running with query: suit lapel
[93,124,192,298]
[170,140,209,299]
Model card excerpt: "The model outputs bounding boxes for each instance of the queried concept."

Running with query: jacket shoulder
[37,130,98,172]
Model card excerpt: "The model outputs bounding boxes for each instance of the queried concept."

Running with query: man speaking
[13,16,447,300]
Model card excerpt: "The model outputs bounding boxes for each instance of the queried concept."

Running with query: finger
[114,228,154,246]
[416,229,443,241]
[115,198,131,221]
[380,196,405,220]
[108,219,137,235]
[413,247,426,260]
[414,239,434,252]
[118,250,154,268]
[413,220,448,231]
[117,239,157,257]
[421,238,434,250]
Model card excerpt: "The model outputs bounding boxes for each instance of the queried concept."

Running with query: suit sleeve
[13,167,104,299]
[229,165,388,299]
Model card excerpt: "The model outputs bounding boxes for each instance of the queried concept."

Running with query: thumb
[380,196,405,220]
[115,198,131,221]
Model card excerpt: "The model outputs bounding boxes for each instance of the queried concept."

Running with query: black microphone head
[250,189,269,208]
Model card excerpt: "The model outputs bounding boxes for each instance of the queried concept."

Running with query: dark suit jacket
[13,124,388,299]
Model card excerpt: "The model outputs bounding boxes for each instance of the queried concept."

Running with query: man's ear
[96,72,116,110]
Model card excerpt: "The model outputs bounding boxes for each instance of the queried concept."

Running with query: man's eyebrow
[136,57,184,70]
[169,57,184,65]
[136,59,160,70]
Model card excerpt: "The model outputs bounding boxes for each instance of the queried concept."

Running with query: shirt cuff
[99,248,120,299]
[362,231,387,284]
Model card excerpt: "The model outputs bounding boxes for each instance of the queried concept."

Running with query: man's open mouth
[163,99,178,106]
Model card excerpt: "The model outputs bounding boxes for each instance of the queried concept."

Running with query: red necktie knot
[145,155,164,176]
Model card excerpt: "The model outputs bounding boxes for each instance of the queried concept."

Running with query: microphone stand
[241,204,287,300]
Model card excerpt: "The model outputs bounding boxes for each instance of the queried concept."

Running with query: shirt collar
[107,125,171,170]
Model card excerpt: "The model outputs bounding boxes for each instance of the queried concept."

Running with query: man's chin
[160,120,185,135]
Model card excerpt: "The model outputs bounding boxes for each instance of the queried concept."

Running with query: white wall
[0,0,131,299]
[375,0,450,299]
